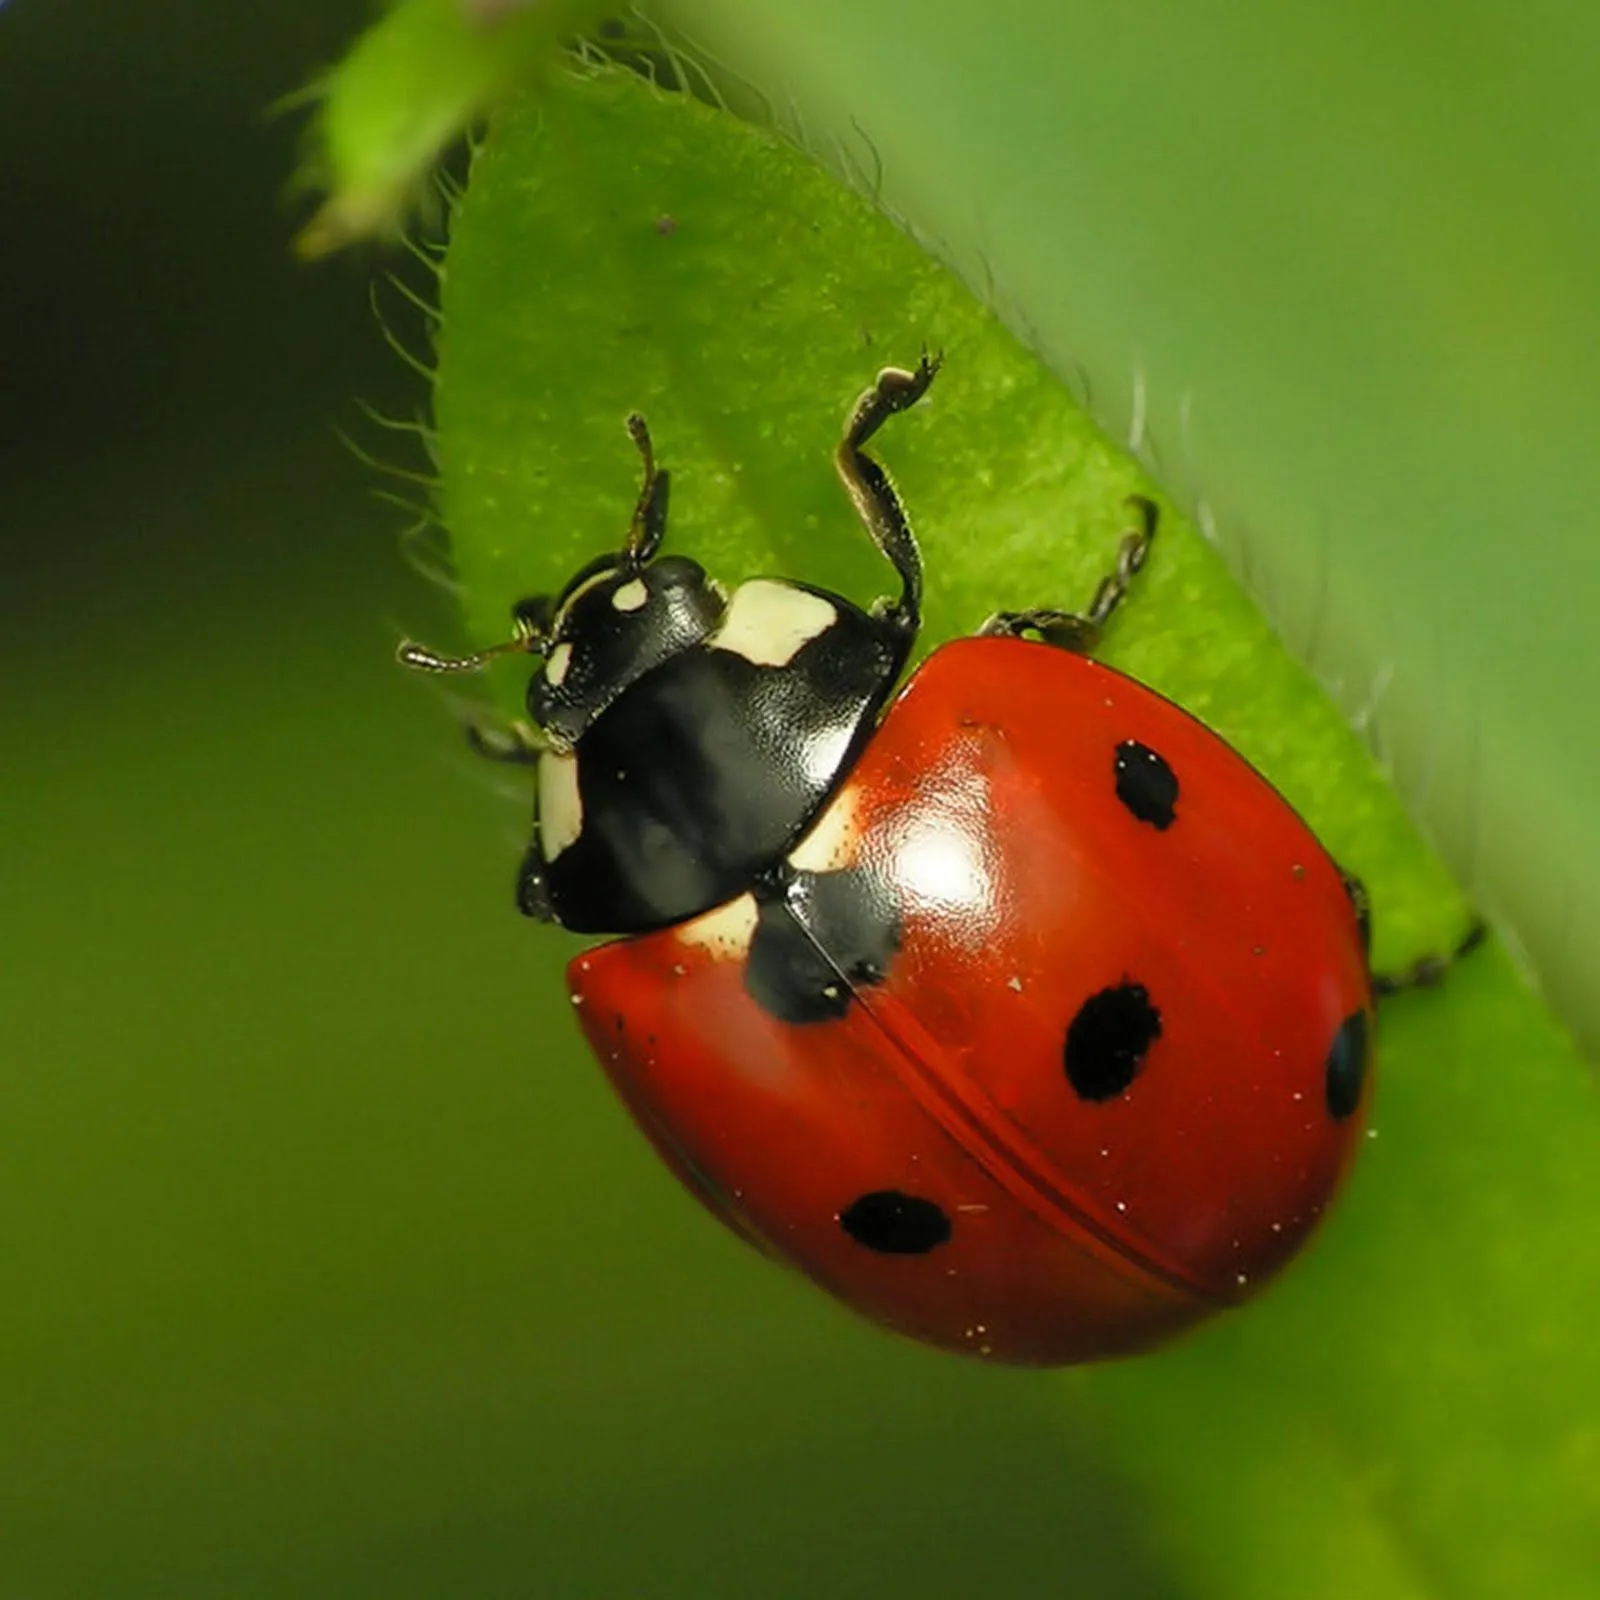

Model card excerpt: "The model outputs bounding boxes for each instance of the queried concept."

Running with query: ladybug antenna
[396,602,548,674]
[621,410,669,568]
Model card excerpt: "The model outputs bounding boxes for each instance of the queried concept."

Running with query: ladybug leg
[981,608,1101,652]
[1372,918,1488,999]
[836,353,941,633]
[515,839,556,922]
[456,717,558,915]
[465,719,548,766]
[980,496,1159,654]
[1339,865,1487,998]
[1339,869,1374,956]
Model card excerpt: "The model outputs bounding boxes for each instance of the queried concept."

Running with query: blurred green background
[2,4,1177,1594]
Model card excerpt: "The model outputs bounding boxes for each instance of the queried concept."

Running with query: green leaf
[427,58,1600,1596]
[293,0,609,257]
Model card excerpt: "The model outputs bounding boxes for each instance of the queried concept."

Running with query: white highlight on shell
[544,640,573,687]
[611,577,648,612]
[709,579,836,667]
[891,812,988,916]
[673,893,759,960]
[787,785,861,873]
[538,751,583,860]
[797,720,856,792]
[874,768,998,941]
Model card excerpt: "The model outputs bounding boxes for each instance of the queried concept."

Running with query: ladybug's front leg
[981,495,1158,655]
[465,719,546,766]
[514,741,567,924]
[835,354,940,635]
[515,837,556,922]
[458,719,558,921]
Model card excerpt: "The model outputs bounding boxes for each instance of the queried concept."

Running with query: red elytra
[570,636,1373,1366]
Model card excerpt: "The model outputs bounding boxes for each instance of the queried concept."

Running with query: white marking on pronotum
[673,893,759,960]
[611,577,648,612]
[544,640,573,687]
[538,751,583,859]
[709,579,836,667]
[787,785,861,873]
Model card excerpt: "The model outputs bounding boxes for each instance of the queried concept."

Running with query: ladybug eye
[1324,1010,1371,1120]
[1064,980,1163,1101]
[838,1190,953,1255]
[1113,740,1178,831]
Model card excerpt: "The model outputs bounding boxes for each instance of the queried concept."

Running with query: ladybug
[401,357,1480,1365]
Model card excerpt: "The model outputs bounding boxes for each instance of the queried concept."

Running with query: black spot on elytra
[1114,740,1178,830]
[1065,981,1162,1101]
[743,866,900,1024]
[1324,1010,1370,1120]
[839,1190,952,1254]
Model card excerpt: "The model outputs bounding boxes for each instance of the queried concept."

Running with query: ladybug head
[523,548,725,747]
[516,411,732,746]
[397,411,727,747]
